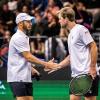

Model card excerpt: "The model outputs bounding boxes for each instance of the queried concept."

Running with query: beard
[23,23,32,36]
[24,29,31,36]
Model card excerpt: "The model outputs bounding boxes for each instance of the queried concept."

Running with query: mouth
[28,26,32,30]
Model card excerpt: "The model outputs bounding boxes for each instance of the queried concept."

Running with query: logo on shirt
[85,31,89,34]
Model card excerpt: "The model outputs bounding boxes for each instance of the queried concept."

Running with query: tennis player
[7,13,58,100]
[53,7,99,100]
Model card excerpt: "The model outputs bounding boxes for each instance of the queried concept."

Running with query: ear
[19,22,23,27]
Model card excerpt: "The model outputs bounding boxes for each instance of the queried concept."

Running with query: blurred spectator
[30,33,45,59]
[53,0,63,8]
[0,23,5,48]
[47,0,63,16]
[0,30,11,67]
[17,0,31,12]
[74,2,93,31]
[48,0,63,9]
[80,0,100,8]
[42,11,60,37]
[3,30,11,44]
[32,11,47,36]
[0,59,3,67]
[30,11,47,58]
[21,4,30,14]
[0,3,16,33]
[45,37,66,62]
[85,0,100,29]
[91,8,100,29]
[0,0,99,66]
[32,0,48,12]
[76,0,100,29]
[8,0,17,11]
[42,10,66,61]
[29,10,47,59]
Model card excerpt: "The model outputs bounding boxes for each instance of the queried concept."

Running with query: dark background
[0,65,71,80]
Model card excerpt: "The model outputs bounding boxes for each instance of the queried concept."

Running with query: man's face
[47,12,54,23]
[59,17,68,28]
[23,20,32,32]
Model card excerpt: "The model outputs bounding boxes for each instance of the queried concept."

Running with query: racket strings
[70,74,93,95]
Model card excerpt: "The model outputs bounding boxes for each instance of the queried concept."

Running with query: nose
[29,21,32,26]
[59,19,63,24]
[30,22,32,26]
[59,19,61,23]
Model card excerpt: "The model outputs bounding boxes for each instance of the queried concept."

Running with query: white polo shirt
[68,24,96,77]
[7,30,32,82]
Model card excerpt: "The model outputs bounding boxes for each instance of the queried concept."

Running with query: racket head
[69,74,93,96]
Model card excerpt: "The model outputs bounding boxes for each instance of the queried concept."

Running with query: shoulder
[75,24,85,30]
[10,34,27,47]
[77,24,89,32]
[12,32,27,41]
[75,24,90,36]
[71,24,84,33]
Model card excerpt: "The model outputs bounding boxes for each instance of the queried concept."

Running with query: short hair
[58,7,75,21]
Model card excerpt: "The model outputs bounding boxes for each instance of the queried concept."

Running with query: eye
[24,20,30,23]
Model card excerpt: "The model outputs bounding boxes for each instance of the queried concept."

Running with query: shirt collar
[17,29,28,38]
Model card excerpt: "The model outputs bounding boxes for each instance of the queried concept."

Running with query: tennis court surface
[0,80,100,100]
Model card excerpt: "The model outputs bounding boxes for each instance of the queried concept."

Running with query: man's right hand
[44,58,61,72]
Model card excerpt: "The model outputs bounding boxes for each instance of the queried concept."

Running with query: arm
[88,41,98,78]
[58,55,70,68]
[21,51,58,69]
[89,41,98,67]
[47,55,70,74]
[14,36,58,69]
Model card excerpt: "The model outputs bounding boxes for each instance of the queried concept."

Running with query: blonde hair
[57,7,75,21]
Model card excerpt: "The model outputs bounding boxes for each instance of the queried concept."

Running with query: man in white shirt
[52,7,99,100]
[7,13,58,100]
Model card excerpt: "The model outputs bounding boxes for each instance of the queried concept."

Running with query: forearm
[58,55,70,68]
[89,42,98,67]
[22,51,47,67]
[22,51,62,69]
[28,54,47,67]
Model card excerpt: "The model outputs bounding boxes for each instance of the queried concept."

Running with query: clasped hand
[44,58,61,74]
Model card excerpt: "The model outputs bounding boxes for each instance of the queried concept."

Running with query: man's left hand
[89,66,97,79]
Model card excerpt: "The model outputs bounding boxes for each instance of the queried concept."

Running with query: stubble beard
[23,23,31,36]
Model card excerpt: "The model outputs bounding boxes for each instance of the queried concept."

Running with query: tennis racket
[69,74,93,96]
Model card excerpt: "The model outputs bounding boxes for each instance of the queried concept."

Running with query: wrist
[39,61,47,68]
[58,63,63,68]
[90,63,96,67]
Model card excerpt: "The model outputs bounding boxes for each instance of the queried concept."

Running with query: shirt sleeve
[13,36,30,53]
[80,26,94,46]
